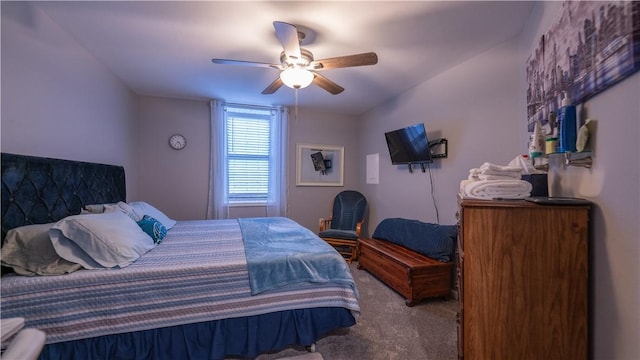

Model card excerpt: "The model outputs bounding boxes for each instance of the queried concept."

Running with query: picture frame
[296,143,344,186]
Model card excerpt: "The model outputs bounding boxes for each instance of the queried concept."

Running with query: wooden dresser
[456,197,590,360]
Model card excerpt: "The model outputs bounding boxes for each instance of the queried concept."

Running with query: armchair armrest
[356,221,363,238]
[319,217,333,232]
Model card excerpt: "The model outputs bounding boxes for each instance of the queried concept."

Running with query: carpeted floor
[252,262,458,360]
[275,353,324,360]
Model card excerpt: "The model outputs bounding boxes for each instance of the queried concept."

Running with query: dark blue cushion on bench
[372,218,456,262]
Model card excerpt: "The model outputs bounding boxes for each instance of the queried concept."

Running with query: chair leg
[352,241,360,262]
[322,238,358,263]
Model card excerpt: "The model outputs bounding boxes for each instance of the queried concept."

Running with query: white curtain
[207,99,229,219]
[266,106,289,217]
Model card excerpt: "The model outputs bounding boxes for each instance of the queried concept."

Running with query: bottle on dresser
[557,91,577,152]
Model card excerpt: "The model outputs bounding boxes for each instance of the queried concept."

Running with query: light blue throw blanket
[238,217,357,296]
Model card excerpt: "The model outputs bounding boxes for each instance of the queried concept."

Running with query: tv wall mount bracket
[408,138,448,173]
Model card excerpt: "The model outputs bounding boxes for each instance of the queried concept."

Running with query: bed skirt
[39,307,355,360]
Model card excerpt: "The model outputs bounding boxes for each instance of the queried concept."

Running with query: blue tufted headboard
[1,153,126,249]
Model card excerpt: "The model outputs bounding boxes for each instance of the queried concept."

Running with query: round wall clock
[168,134,186,150]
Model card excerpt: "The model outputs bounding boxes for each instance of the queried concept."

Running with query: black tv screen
[384,123,433,164]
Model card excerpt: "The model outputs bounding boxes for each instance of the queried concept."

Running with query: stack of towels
[460,162,532,200]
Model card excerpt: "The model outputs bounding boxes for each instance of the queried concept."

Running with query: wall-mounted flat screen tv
[384,123,433,164]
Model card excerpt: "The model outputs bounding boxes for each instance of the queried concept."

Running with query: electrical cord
[427,162,440,224]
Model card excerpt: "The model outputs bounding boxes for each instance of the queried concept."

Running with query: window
[225,106,271,203]
[208,100,288,219]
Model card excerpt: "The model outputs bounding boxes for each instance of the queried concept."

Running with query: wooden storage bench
[357,237,453,306]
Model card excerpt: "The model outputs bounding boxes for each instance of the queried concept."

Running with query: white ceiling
[35,1,534,115]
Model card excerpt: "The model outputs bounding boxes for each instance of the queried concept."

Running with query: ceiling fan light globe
[280,68,314,89]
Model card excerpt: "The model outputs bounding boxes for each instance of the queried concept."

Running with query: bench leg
[405,298,418,307]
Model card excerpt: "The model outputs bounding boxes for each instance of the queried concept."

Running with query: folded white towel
[467,168,480,180]
[479,174,521,181]
[480,162,523,174]
[460,179,474,194]
[462,179,532,200]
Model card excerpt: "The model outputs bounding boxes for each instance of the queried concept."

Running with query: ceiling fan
[212,21,378,95]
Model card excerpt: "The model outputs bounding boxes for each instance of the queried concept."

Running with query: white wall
[134,97,210,220]
[135,97,360,231]
[520,2,640,359]
[0,2,139,198]
[287,109,361,233]
[357,37,524,232]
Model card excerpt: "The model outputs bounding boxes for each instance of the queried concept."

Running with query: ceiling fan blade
[212,58,281,69]
[262,77,284,95]
[309,52,378,70]
[273,21,302,61]
[312,73,344,95]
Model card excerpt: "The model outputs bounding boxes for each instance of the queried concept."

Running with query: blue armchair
[318,190,367,263]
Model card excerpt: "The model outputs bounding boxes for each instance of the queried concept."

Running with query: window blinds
[225,106,272,202]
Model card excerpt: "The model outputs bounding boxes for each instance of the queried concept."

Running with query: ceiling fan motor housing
[280,49,314,69]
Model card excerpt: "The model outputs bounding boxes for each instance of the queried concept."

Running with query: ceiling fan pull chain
[294,88,299,122]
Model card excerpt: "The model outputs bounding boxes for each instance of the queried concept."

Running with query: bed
[0,153,359,360]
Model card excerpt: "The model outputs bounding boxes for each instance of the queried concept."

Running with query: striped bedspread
[0,219,360,344]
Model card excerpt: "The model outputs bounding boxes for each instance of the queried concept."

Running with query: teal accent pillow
[137,215,167,244]
[128,202,176,229]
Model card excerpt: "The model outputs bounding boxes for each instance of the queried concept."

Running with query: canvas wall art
[526,1,640,132]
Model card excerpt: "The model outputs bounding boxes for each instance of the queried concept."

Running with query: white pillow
[1,223,83,275]
[104,201,143,222]
[128,201,176,229]
[49,211,155,269]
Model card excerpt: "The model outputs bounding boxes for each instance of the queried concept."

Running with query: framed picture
[296,143,344,186]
